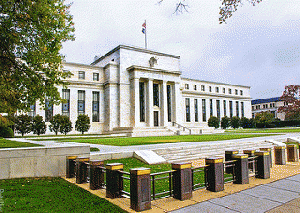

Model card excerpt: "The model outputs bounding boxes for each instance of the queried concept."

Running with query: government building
[32,45,252,136]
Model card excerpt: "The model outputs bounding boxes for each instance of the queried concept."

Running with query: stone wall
[0,145,90,179]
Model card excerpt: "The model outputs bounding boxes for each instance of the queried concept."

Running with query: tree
[208,116,220,128]
[15,114,32,136]
[0,0,75,114]
[75,115,90,134]
[254,111,274,128]
[230,116,240,129]
[158,0,263,24]
[49,114,62,135]
[32,115,46,136]
[221,116,230,129]
[59,115,72,135]
[278,85,300,121]
[0,115,14,138]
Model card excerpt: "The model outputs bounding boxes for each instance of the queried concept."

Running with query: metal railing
[248,156,258,177]
[119,170,130,197]
[150,170,175,200]
[224,160,236,183]
[191,166,207,191]
[172,121,192,135]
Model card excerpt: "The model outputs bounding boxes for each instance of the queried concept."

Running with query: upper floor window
[185,84,189,89]
[201,85,205,91]
[194,85,197,90]
[78,71,85,79]
[153,83,159,107]
[223,88,225,93]
[228,88,232,94]
[215,87,219,93]
[209,86,212,92]
[93,73,99,81]
[240,90,243,96]
[235,89,238,95]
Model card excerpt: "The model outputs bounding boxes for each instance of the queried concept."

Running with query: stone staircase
[153,140,274,163]
[111,127,174,137]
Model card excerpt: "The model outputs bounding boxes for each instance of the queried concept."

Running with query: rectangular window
[229,88,232,94]
[153,83,159,107]
[210,99,213,117]
[229,101,233,118]
[167,85,172,122]
[202,99,206,122]
[201,85,205,91]
[194,85,197,90]
[209,86,212,92]
[240,90,243,96]
[235,89,238,95]
[186,98,190,122]
[92,91,100,122]
[241,102,244,117]
[139,82,145,122]
[216,87,219,93]
[252,106,255,111]
[223,100,226,117]
[78,71,85,79]
[236,101,239,117]
[93,73,99,81]
[29,103,36,117]
[78,90,85,115]
[195,99,198,122]
[185,84,189,89]
[216,100,220,120]
[62,89,70,117]
[223,88,225,94]
[45,98,53,122]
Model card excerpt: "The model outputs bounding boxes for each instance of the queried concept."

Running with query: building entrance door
[154,111,159,127]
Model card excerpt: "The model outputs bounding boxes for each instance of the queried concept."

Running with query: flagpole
[145,20,147,49]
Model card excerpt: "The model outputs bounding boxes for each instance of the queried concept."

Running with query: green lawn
[36,133,276,146]
[0,177,125,213]
[225,127,300,134]
[0,138,41,149]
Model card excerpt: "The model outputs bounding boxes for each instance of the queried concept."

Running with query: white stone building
[251,97,286,120]
[32,45,252,136]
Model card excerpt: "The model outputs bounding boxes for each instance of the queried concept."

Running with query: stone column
[173,82,182,124]
[134,78,140,127]
[147,78,154,127]
[162,81,168,127]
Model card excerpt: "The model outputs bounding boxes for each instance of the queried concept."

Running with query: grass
[90,147,100,152]
[226,127,300,134]
[0,138,41,149]
[35,133,277,146]
[0,177,125,213]
[104,158,206,199]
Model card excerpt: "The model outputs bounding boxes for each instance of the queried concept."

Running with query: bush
[0,127,14,138]
[49,114,62,135]
[15,114,32,136]
[255,111,274,128]
[230,116,240,129]
[75,114,90,134]
[59,115,72,135]
[32,115,46,136]
[240,117,251,128]
[208,116,220,128]
[221,116,230,129]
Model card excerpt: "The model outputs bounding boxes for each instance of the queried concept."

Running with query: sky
[61,0,300,100]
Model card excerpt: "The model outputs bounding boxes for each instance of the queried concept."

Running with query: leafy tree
[0,0,74,114]
[230,116,240,129]
[75,115,90,134]
[15,114,32,136]
[278,85,300,121]
[254,111,274,128]
[221,116,230,129]
[0,115,14,138]
[59,115,72,135]
[49,114,62,135]
[240,117,251,128]
[159,0,263,24]
[208,116,220,128]
[32,115,46,136]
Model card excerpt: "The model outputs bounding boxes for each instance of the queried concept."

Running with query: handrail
[172,121,192,134]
